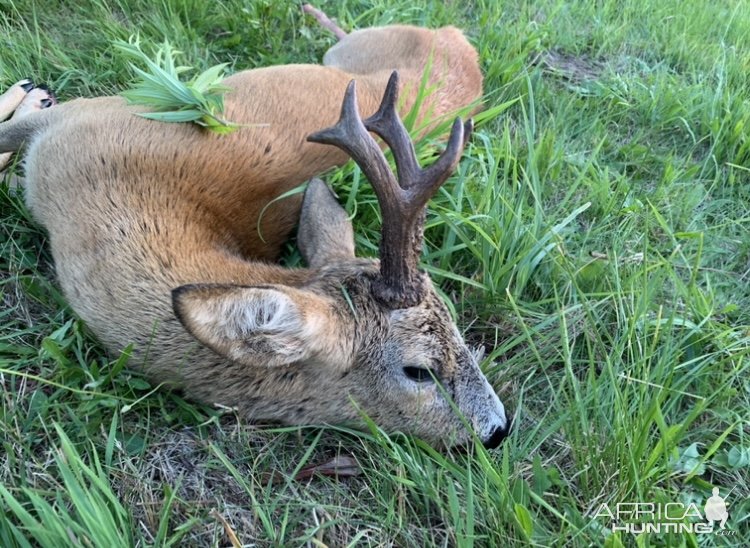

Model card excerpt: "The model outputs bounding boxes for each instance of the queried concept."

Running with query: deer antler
[307,71,473,308]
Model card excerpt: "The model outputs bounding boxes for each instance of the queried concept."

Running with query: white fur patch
[233,290,300,336]
[183,286,338,367]
[188,289,300,342]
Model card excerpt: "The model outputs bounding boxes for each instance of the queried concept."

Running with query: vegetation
[115,38,238,134]
[1,0,748,545]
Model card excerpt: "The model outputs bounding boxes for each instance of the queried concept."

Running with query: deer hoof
[13,85,57,118]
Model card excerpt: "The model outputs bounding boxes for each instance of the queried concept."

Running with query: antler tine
[307,80,402,210]
[364,71,474,211]
[307,73,473,309]
[363,72,421,186]
[415,117,474,206]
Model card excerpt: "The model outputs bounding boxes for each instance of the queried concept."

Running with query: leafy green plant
[115,38,238,134]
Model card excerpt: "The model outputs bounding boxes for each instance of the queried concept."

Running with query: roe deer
[0,20,509,448]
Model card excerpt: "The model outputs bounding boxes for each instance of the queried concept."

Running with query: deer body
[0,24,509,447]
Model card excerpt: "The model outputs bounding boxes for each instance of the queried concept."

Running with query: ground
[0,0,748,546]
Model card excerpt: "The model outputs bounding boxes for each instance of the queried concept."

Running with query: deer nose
[482,418,511,449]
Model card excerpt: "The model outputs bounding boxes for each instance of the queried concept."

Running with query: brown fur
[0,25,508,447]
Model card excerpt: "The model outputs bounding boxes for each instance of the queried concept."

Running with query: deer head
[174,72,509,448]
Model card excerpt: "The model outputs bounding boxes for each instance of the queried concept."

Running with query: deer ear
[172,284,344,367]
[297,178,355,268]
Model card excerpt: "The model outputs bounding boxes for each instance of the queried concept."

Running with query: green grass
[1,0,749,545]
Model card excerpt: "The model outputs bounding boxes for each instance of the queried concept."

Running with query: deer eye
[403,366,437,383]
